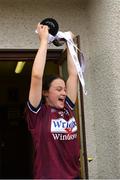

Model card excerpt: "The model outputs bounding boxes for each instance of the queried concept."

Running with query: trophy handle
[53,38,66,47]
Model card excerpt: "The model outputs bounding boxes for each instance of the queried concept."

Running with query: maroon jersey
[26,96,80,179]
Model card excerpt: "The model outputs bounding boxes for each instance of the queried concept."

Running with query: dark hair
[43,74,65,90]
[42,74,65,103]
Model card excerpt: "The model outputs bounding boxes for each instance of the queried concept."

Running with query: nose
[62,89,66,96]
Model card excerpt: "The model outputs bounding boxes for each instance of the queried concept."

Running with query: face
[43,78,66,109]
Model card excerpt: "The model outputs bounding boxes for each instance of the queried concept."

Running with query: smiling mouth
[58,98,65,103]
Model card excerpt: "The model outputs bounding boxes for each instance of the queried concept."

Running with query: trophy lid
[40,18,59,36]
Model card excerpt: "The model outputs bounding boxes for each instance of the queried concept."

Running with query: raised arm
[29,24,49,107]
[66,33,78,104]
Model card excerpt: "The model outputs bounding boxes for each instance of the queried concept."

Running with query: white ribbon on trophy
[35,30,87,95]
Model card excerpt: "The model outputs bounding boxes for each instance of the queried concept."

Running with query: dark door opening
[0,105,33,179]
[0,49,63,179]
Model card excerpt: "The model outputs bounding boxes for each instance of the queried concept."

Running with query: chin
[54,102,65,109]
[58,104,64,109]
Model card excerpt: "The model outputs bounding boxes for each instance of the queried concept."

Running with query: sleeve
[25,100,42,130]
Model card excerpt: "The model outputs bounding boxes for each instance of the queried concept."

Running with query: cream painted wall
[85,0,120,178]
[0,0,88,50]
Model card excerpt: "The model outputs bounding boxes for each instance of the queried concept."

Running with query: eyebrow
[53,85,66,89]
[56,86,66,90]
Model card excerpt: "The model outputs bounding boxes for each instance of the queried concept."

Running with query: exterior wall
[85,0,120,178]
[0,0,88,49]
[0,0,120,179]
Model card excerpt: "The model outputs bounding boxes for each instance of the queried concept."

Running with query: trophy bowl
[40,18,59,36]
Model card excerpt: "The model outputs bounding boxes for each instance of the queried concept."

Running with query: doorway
[0,47,88,178]
[0,49,62,178]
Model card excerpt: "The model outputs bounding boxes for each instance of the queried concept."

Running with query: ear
[42,90,48,97]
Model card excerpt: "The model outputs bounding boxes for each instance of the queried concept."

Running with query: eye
[56,87,66,93]
[56,87,62,91]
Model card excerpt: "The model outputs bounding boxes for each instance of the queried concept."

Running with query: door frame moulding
[0,49,63,64]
